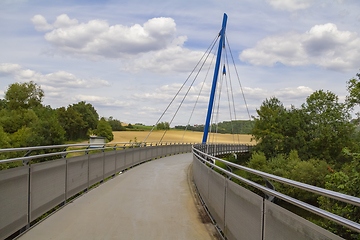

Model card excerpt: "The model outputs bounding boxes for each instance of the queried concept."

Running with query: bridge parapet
[0,142,194,240]
[192,144,360,240]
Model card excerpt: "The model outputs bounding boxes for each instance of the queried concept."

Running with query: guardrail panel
[180,144,185,153]
[208,169,226,230]
[133,147,141,164]
[104,151,116,179]
[30,159,66,221]
[196,158,210,207]
[161,145,167,157]
[165,144,171,155]
[0,166,28,240]
[124,148,134,168]
[67,155,88,198]
[139,147,147,163]
[152,145,157,159]
[224,179,263,240]
[145,146,153,160]
[192,155,201,187]
[88,152,104,186]
[264,201,344,240]
[115,149,126,172]
[171,144,176,154]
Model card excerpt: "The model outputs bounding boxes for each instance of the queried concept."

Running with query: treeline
[175,120,254,134]
[234,72,360,239]
[156,122,170,130]
[0,81,115,151]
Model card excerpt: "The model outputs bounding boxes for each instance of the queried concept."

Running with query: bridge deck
[18,153,218,240]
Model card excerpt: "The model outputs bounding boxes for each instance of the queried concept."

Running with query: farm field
[110,130,254,144]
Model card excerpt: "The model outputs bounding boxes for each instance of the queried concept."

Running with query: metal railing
[192,144,360,240]
[0,142,194,240]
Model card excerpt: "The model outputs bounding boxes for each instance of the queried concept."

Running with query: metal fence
[0,142,193,240]
[192,144,360,240]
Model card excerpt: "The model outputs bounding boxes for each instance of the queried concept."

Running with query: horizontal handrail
[192,145,360,233]
[0,142,198,164]
[0,141,198,153]
[0,141,195,240]
[193,147,360,208]
[192,150,360,233]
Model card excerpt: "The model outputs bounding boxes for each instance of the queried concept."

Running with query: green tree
[251,97,287,158]
[0,108,38,134]
[94,117,114,142]
[317,148,360,239]
[0,99,7,110]
[5,81,44,110]
[302,90,354,162]
[0,126,11,149]
[10,126,34,148]
[156,122,170,130]
[56,102,98,141]
[32,105,65,145]
[72,101,99,137]
[57,106,85,141]
[345,72,360,109]
[107,116,125,131]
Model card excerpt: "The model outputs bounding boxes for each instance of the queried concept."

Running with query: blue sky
[1,0,360,126]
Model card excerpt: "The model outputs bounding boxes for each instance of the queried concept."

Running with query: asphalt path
[19,153,219,240]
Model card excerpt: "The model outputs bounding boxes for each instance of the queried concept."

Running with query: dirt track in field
[110,130,254,144]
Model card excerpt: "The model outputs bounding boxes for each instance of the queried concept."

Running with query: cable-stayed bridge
[1,13,360,240]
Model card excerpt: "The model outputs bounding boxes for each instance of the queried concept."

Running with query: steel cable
[159,35,219,142]
[143,33,220,143]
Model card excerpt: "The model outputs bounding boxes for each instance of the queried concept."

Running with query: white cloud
[31,14,207,73]
[33,14,179,58]
[275,86,313,100]
[240,86,313,103]
[0,63,109,97]
[53,14,79,28]
[73,95,130,108]
[0,63,22,75]
[121,36,209,73]
[133,82,212,103]
[266,0,313,11]
[240,23,360,72]
[31,15,54,31]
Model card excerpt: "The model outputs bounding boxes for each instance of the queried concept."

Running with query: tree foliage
[94,117,114,142]
[156,122,170,130]
[302,90,354,161]
[57,102,99,141]
[107,116,125,131]
[346,72,360,109]
[5,81,44,110]
[252,91,354,162]
[247,73,360,238]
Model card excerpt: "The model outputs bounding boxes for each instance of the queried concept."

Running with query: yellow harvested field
[110,130,254,144]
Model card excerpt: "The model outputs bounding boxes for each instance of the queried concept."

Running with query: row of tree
[175,120,254,134]
[0,81,114,151]
[245,72,360,239]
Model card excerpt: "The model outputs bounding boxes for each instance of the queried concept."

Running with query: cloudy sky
[1,0,359,126]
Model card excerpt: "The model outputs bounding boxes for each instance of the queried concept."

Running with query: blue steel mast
[202,13,228,144]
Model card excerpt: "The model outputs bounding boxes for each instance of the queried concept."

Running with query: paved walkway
[19,153,218,240]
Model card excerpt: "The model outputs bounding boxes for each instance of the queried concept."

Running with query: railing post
[65,158,68,205]
[87,152,90,191]
[114,145,117,176]
[102,147,105,183]
[26,164,31,231]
